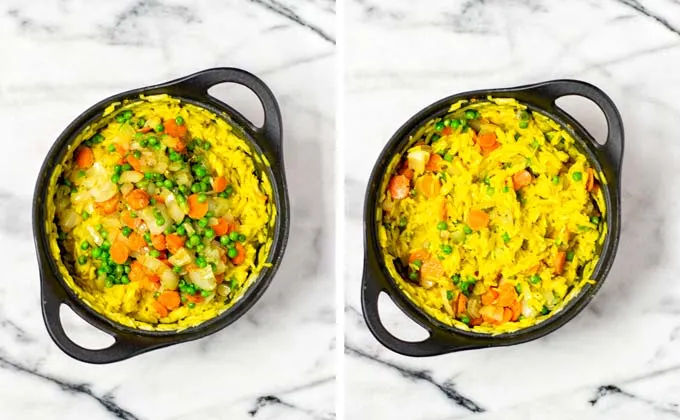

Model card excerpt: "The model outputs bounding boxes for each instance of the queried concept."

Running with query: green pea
[450,119,461,129]
[188,302,196,309]
[149,249,161,258]
[115,114,126,123]
[530,274,541,284]
[114,164,122,174]
[204,228,215,238]
[436,221,448,231]
[572,171,582,181]
[218,192,228,198]
[108,144,116,153]
[79,241,89,251]
[225,185,234,195]
[541,306,549,315]
[144,171,155,180]
[121,227,132,237]
[92,247,103,258]
[78,255,88,265]
[176,116,185,125]
[191,183,201,193]
[503,186,510,193]
[463,225,473,234]
[408,272,418,281]
[398,217,408,228]
[105,279,113,288]
[451,274,461,285]
[440,244,453,254]
[90,133,104,144]
[590,216,600,224]
[566,250,575,262]
[176,225,186,236]
[195,166,207,178]
[155,124,164,133]
[198,218,208,228]
[201,289,211,297]
[460,315,471,325]
[515,283,522,294]
[195,243,205,253]
[519,120,529,129]
[502,232,511,243]
[144,232,151,242]
[431,134,441,142]
[136,118,146,128]
[227,247,238,259]
[220,236,230,246]
[81,211,90,220]
[165,225,177,234]
[122,163,132,172]
[229,231,239,241]
[155,217,166,226]
[443,153,454,162]
[196,257,207,268]
[173,265,182,273]
[101,240,111,250]
[487,186,495,196]
[140,138,149,147]
[189,235,201,247]
[411,259,422,269]
[148,137,159,146]
[111,173,120,183]
[115,265,125,276]
[434,122,444,132]
[198,193,207,203]
[163,179,174,189]
[120,275,130,285]
[122,110,133,120]
[202,141,211,150]
[552,175,560,185]
[198,182,208,192]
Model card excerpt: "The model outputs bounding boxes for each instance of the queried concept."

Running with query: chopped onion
[164,192,186,223]
[160,268,179,290]
[83,162,117,202]
[168,162,182,172]
[407,148,430,175]
[216,284,231,297]
[59,209,80,232]
[175,170,192,186]
[168,248,193,266]
[468,297,481,318]
[140,207,170,235]
[120,182,134,196]
[189,266,216,291]
[87,225,104,245]
[119,171,144,184]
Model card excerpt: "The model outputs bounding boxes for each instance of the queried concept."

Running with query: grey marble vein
[246,0,335,43]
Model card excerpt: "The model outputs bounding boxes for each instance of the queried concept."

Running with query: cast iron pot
[362,79,623,357]
[33,68,290,364]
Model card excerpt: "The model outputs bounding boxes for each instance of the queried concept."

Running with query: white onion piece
[189,267,216,291]
[168,248,193,266]
[87,225,104,245]
[160,268,179,290]
[168,162,182,172]
[216,284,230,297]
[522,296,537,318]
[83,162,117,203]
[164,193,186,223]
[140,208,170,235]
[175,170,192,186]
[59,209,80,232]
[119,171,143,184]
[407,148,430,175]
[120,182,134,196]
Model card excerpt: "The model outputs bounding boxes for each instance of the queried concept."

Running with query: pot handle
[169,68,283,158]
[524,79,624,174]
[40,267,164,364]
[361,264,475,357]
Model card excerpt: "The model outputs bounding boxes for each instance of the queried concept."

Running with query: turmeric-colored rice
[378,97,606,334]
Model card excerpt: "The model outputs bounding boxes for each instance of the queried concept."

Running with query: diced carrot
[157,291,180,310]
[96,194,120,215]
[440,200,447,220]
[502,307,513,323]
[388,175,410,200]
[425,154,443,171]
[121,211,142,229]
[127,154,142,171]
[513,170,533,190]
[165,233,185,254]
[139,126,153,133]
[163,119,188,139]
[470,317,484,326]
[147,274,161,284]
[468,209,490,230]
[400,168,414,180]
[554,251,567,275]
[126,232,147,252]
[187,194,209,219]
[497,283,518,307]
[480,305,504,324]
[510,300,522,321]
[481,288,499,305]
[129,261,147,283]
[151,234,166,251]
[586,168,595,192]
[212,176,228,193]
[442,127,453,136]
[153,301,169,317]
[456,293,468,315]
[114,144,126,155]
[231,242,246,265]
[417,174,441,198]
[477,132,498,150]
[184,293,204,304]
[408,249,430,264]
[420,258,444,280]
[110,240,129,264]
[215,273,225,284]
[75,146,94,169]
[211,218,229,236]
[126,189,150,210]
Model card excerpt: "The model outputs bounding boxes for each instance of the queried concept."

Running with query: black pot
[33,68,290,363]
[362,80,623,356]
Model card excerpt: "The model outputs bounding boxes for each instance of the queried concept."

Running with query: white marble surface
[0,1,335,419]
[345,1,680,419]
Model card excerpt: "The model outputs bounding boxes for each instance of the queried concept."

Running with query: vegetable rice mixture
[49,95,274,330]
[378,98,607,333]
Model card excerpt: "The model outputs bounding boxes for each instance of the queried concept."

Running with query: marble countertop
[0,1,335,419]
[345,0,680,419]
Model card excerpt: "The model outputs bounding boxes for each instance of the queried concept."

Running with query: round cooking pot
[362,80,623,357]
[33,68,290,363]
